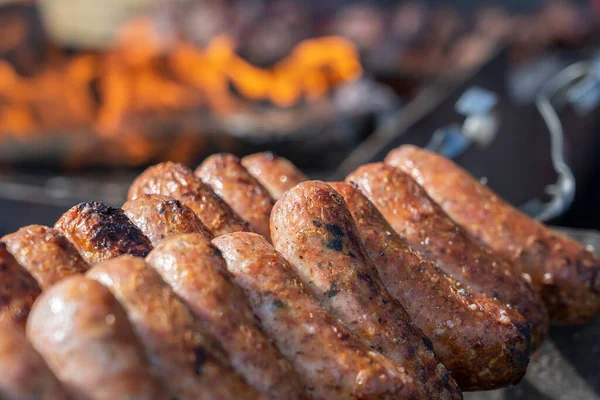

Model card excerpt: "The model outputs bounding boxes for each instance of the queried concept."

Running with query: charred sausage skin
[146,233,305,400]
[330,182,530,390]
[271,181,464,397]
[3,225,90,289]
[54,202,153,265]
[242,152,308,200]
[386,145,600,324]
[123,194,213,246]
[87,255,261,400]
[128,162,250,236]
[27,275,168,399]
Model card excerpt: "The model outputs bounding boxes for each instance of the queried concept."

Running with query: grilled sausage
[0,319,68,400]
[123,194,213,246]
[26,275,167,399]
[0,243,40,328]
[330,182,531,389]
[146,233,305,400]
[345,163,548,349]
[271,181,468,395]
[3,225,90,289]
[54,201,153,265]
[128,162,251,236]
[87,255,262,400]
[386,145,600,324]
[242,152,308,200]
[196,153,275,239]
[214,232,461,400]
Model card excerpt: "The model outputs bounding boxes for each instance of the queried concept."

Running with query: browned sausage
[146,234,305,399]
[214,232,462,400]
[0,243,40,328]
[128,162,251,236]
[3,225,90,289]
[54,201,153,265]
[87,255,262,400]
[242,152,308,200]
[196,153,275,239]
[0,319,68,399]
[386,145,600,324]
[345,163,549,349]
[330,182,531,390]
[26,275,168,399]
[123,194,213,246]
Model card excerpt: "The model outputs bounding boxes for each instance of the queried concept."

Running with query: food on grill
[27,275,168,399]
[123,194,213,246]
[87,255,261,400]
[214,232,461,400]
[386,145,600,324]
[242,152,308,200]
[0,319,68,399]
[347,163,548,350]
[0,243,41,327]
[196,153,275,239]
[330,182,531,389]
[128,162,251,236]
[54,201,153,264]
[146,233,305,399]
[2,225,90,289]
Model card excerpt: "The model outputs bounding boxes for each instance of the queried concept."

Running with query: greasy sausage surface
[55,202,153,265]
[196,153,275,239]
[345,163,548,350]
[146,234,305,399]
[123,194,213,246]
[3,225,90,289]
[242,152,308,200]
[271,181,464,397]
[0,243,40,327]
[330,182,530,390]
[214,232,461,400]
[27,275,167,399]
[87,256,261,400]
[386,145,600,324]
[0,319,68,400]
[128,162,250,236]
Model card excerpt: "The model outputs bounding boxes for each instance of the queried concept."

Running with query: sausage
[0,319,68,400]
[270,181,468,395]
[54,201,153,265]
[128,162,251,236]
[385,144,600,324]
[3,225,90,289]
[242,152,308,200]
[214,232,462,400]
[146,233,305,400]
[87,255,262,400]
[0,243,40,328]
[345,163,549,350]
[330,182,530,389]
[26,275,167,399]
[196,153,275,239]
[123,194,213,246]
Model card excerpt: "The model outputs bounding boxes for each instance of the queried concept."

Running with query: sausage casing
[271,181,463,397]
[146,233,305,399]
[54,201,153,265]
[330,182,530,390]
[386,144,600,324]
[26,275,167,399]
[128,162,250,236]
[241,152,308,200]
[87,255,261,400]
[123,194,213,246]
[3,225,90,289]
